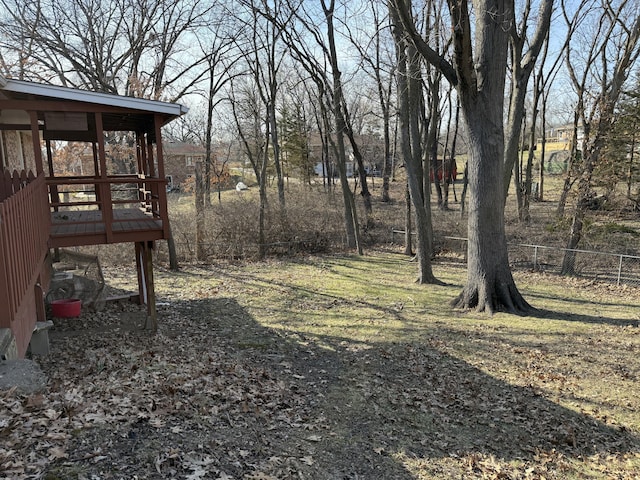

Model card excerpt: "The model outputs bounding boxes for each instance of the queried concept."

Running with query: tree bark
[448,0,531,313]
[195,162,205,261]
[404,181,413,256]
[391,0,438,284]
[452,103,530,313]
[323,0,363,254]
[392,0,532,311]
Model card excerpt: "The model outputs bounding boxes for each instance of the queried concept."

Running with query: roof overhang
[0,77,188,136]
[2,78,188,117]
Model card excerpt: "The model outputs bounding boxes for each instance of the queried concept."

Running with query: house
[163,141,208,190]
[310,133,385,178]
[542,124,585,150]
[0,75,187,358]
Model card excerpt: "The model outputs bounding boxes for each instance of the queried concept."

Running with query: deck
[0,78,186,355]
[50,208,165,248]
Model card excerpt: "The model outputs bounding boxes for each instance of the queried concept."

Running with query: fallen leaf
[47,446,68,460]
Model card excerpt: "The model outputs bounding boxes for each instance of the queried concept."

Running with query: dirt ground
[2,258,639,479]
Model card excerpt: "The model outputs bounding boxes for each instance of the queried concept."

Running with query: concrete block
[0,359,47,394]
[30,321,54,356]
[0,329,18,360]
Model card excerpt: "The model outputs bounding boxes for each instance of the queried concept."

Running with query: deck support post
[135,241,157,332]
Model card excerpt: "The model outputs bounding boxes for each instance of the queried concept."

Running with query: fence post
[617,255,623,286]
[533,245,539,270]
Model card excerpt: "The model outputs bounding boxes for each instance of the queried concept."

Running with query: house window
[186,156,194,166]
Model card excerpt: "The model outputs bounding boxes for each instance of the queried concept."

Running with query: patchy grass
[3,250,640,479]
[146,253,640,476]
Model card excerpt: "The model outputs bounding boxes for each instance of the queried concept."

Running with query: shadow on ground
[41,291,640,479]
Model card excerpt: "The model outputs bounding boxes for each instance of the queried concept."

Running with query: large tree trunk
[450,0,531,314]
[390,0,532,311]
[453,107,530,313]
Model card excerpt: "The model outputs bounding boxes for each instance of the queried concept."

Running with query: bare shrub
[162,186,348,262]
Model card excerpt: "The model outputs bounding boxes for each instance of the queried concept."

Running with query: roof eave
[2,78,188,117]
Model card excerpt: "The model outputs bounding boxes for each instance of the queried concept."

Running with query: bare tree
[560,0,640,274]
[501,0,554,208]
[390,0,439,284]
[440,86,461,209]
[229,78,271,258]
[241,0,291,213]
[531,27,566,204]
[392,0,531,312]
[345,1,397,202]
[420,0,451,211]
[520,30,565,220]
[0,0,212,101]
[196,18,243,206]
[267,0,363,252]
[321,0,364,253]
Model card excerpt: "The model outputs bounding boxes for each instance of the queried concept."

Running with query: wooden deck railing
[0,170,51,329]
[47,174,170,240]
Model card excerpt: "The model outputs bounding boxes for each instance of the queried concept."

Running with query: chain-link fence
[507,243,640,287]
[392,230,640,288]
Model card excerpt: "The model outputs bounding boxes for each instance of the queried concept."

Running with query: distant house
[163,142,208,189]
[543,124,585,150]
[536,124,587,174]
[309,133,384,178]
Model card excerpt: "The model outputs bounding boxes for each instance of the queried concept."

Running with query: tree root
[451,279,533,315]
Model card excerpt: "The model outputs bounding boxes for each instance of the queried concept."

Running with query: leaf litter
[1,259,640,479]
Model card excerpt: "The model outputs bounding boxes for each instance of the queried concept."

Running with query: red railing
[0,170,51,329]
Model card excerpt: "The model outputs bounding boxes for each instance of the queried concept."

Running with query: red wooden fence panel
[0,171,50,338]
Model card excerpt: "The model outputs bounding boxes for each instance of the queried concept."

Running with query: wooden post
[135,242,145,305]
[153,115,170,239]
[29,111,44,175]
[135,241,157,332]
[95,113,113,243]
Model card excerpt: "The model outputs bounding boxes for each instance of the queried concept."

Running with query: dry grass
[32,171,640,478]
[6,194,638,479]
[174,251,640,476]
